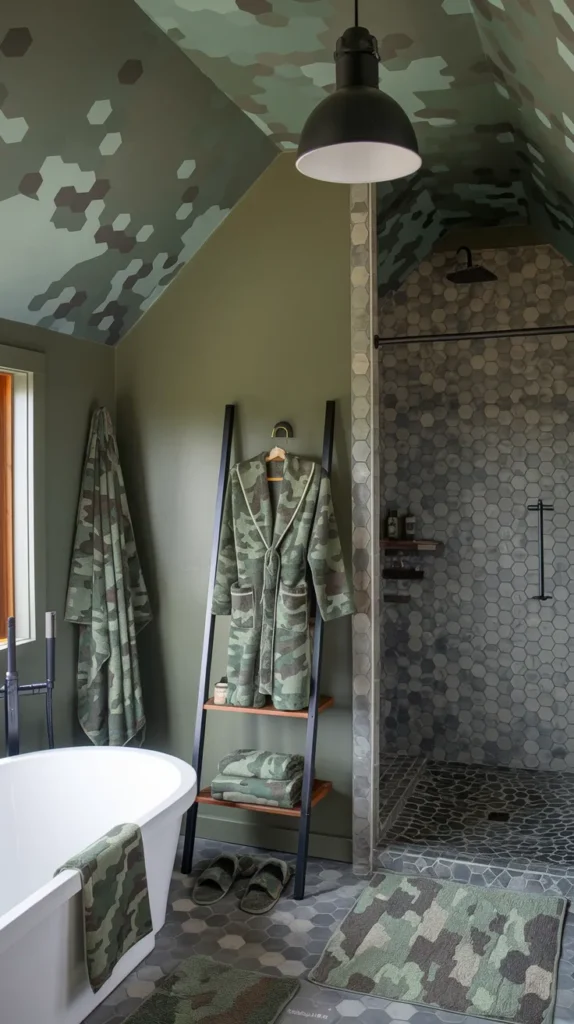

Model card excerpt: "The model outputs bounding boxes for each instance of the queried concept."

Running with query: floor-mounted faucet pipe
[4,616,20,756]
[1,613,57,755]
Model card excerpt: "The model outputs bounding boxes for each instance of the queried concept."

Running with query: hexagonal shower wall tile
[379,246,574,771]
[350,183,380,876]
[376,243,574,869]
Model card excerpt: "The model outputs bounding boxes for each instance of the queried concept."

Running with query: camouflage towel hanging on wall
[212,453,354,712]
[65,407,151,745]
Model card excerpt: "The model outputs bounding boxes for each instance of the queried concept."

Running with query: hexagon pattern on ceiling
[5,0,574,343]
[0,0,276,343]
[378,0,574,294]
[135,0,574,297]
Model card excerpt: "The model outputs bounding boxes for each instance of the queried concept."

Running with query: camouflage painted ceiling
[0,0,276,344]
[3,0,574,342]
[137,0,574,297]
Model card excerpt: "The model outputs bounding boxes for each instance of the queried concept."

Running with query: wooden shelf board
[383,569,425,580]
[196,779,332,818]
[382,539,444,554]
[203,695,334,718]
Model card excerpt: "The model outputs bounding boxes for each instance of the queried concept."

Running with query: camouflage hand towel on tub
[211,772,303,808]
[218,748,304,780]
[55,823,153,993]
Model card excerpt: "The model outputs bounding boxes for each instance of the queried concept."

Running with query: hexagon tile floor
[85,838,574,1024]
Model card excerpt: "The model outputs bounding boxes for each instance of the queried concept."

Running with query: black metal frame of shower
[375,319,568,605]
[374,323,574,348]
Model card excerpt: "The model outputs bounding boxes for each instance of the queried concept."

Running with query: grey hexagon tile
[379,261,574,776]
[351,183,380,877]
[374,242,574,900]
[85,838,574,1024]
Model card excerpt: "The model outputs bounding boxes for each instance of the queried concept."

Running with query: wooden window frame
[0,372,13,641]
[0,344,45,653]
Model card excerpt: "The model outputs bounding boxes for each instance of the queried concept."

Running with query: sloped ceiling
[135,0,574,299]
[473,0,574,255]
[0,0,276,344]
[4,0,574,343]
[379,0,574,293]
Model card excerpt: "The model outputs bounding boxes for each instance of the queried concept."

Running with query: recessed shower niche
[377,242,574,878]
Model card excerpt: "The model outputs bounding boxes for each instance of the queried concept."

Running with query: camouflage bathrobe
[212,453,354,712]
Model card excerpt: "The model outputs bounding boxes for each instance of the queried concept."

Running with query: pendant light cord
[355,0,359,26]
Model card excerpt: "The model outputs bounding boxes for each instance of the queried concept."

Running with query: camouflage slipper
[239,857,294,915]
[192,854,256,906]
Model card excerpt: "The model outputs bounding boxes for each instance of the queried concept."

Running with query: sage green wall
[0,319,115,756]
[115,154,353,859]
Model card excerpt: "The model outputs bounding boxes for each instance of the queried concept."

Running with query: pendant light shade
[296,22,421,184]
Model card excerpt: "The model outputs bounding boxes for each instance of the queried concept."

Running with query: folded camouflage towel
[211,772,303,809]
[218,749,305,781]
[55,822,153,993]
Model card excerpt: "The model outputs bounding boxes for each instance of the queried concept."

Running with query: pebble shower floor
[379,757,574,866]
[84,839,574,1024]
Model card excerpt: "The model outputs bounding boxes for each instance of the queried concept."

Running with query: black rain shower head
[446,246,498,284]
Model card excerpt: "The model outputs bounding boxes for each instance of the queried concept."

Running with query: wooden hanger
[265,445,285,482]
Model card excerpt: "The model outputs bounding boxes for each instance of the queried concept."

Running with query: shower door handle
[527,499,554,601]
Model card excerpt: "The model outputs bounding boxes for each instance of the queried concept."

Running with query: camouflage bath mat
[309,872,567,1024]
[126,955,299,1023]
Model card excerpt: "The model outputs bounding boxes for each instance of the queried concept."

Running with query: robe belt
[258,547,281,695]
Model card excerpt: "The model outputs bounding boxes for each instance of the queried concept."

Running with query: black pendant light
[296,0,421,184]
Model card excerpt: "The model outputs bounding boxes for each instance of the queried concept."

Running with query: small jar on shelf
[213,679,228,705]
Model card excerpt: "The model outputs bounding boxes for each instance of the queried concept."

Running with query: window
[0,346,44,648]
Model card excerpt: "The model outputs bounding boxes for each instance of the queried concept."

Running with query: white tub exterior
[0,746,197,1024]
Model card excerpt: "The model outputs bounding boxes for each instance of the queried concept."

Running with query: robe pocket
[230,584,255,629]
[277,583,308,632]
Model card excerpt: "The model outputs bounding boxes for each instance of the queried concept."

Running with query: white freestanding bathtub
[0,746,197,1024]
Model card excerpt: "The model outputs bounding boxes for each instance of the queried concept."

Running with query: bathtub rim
[0,746,197,956]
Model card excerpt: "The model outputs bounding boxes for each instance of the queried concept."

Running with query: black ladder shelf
[182,400,337,899]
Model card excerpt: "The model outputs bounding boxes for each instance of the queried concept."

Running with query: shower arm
[373,322,574,348]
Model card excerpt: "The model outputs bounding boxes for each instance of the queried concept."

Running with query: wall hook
[271,420,294,439]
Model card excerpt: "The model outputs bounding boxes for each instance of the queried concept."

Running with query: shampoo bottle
[386,509,399,539]
[404,511,416,538]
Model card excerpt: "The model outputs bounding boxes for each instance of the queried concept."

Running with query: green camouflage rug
[126,955,299,1023]
[309,872,567,1024]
